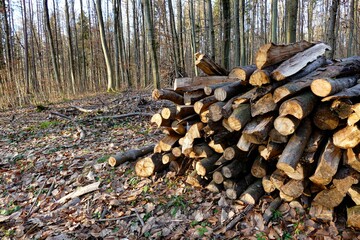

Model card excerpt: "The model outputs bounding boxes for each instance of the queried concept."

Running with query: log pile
[110,41,360,229]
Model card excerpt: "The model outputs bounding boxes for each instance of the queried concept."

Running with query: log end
[273,87,291,103]
[249,70,271,86]
[226,189,238,200]
[347,206,360,229]
[276,162,296,175]
[310,79,332,97]
[271,70,286,81]
[108,156,117,167]
[135,157,155,177]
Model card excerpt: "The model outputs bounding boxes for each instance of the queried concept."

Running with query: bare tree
[285,0,298,43]
[326,0,340,58]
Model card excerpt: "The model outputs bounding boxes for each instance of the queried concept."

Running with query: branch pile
[110,40,360,229]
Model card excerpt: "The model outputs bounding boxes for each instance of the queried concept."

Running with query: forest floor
[0,91,359,240]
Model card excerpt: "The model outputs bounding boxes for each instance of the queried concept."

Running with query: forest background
[0,0,358,110]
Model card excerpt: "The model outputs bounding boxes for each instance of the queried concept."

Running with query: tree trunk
[326,0,340,59]
[222,0,230,69]
[271,0,278,43]
[65,0,76,94]
[285,0,298,43]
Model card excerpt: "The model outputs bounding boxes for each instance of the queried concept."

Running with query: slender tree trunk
[207,0,215,61]
[141,1,148,87]
[190,0,198,76]
[22,0,30,94]
[143,0,160,88]
[44,0,61,92]
[168,0,179,78]
[113,0,120,89]
[79,0,87,90]
[2,0,12,86]
[118,2,129,87]
[326,0,339,59]
[133,0,141,88]
[271,0,278,43]
[126,0,132,88]
[347,0,355,57]
[65,0,76,94]
[285,0,298,43]
[308,0,314,41]
[234,0,240,66]
[95,0,114,91]
[240,0,246,65]
[70,0,80,89]
[28,0,39,93]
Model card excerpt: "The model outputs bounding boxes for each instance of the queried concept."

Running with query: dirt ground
[0,92,359,239]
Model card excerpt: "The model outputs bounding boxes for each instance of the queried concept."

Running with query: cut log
[226,174,256,200]
[151,113,171,128]
[242,115,274,144]
[255,40,314,69]
[237,134,253,152]
[270,169,288,190]
[348,112,360,126]
[269,128,289,143]
[309,139,342,186]
[344,147,360,172]
[263,197,282,224]
[222,118,234,132]
[279,191,295,202]
[135,153,167,177]
[108,144,155,167]
[258,141,284,160]
[347,206,360,229]
[214,81,247,101]
[159,134,181,152]
[330,99,353,119]
[222,158,247,178]
[301,130,325,164]
[191,143,215,159]
[205,180,224,193]
[195,52,229,76]
[239,179,264,204]
[279,91,318,119]
[333,125,360,149]
[184,90,206,105]
[262,175,276,193]
[171,147,182,157]
[249,65,278,86]
[311,75,359,97]
[186,170,210,188]
[280,179,306,198]
[276,118,312,174]
[208,102,226,122]
[332,167,360,194]
[322,83,360,102]
[161,106,177,120]
[174,76,239,92]
[199,109,210,123]
[223,179,236,189]
[195,153,222,176]
[223,146,245,160]
[228,104,251,131]
[213,171,225,184]
[251,93,278,117]
[204,82,233,95]
[181,122,204,154]
[229,65,257,81]
[152,88,184,105]
[312,103,340,130]
[162,152,177,164]
[171,120,186,135]
[271,43,331,81]
[274,115,301,136]
[194,95,217,114]
[313,187,345,208]
[309,202,333,222]
[208,140,227,153]
[251,156,268,178]
[153,143,162,153]
[176,105,196,119]
[348,185,360,205]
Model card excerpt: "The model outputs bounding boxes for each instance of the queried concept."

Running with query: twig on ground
[134,208,145,227]
[96,214,137,222]
[92,112,153,120]
[27,179,47,217]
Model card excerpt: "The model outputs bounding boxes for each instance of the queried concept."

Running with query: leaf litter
[0,91,359,239]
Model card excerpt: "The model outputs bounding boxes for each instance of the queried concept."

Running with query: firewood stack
[112,40,360,228]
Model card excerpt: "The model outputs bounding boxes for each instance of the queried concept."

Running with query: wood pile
[110,40,360,229]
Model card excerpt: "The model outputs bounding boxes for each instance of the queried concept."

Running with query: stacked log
[109,41,360,229]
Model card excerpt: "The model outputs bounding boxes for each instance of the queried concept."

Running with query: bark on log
[242,115,274,144]
[263,197,282,224]
[228,104,251,131]
[191,143,215,159]
[223,146,245,160]
[184,90,206,105]
[222,158,247,178]
[309,139,342,186]
[270,169,288,190]
[258,141,284,160]
[332,167,360,194]
[214,81,247,101]
[239,179,264,204]
[251,93,278,117]
[206,180,224,193]
[269,128,289,143]
[274,115,301,136]
[255,40,314,69]
[348,185,360,205]
[162,152,177,164]
[322,83,360,102]
[195,52,229,76]
[330,99,353,119]
[312,103,340,130]
[251,156,268,178]
[174,76,239,91]
[152,89,184,105]
[311,75,359,97]
[151,113,171,128]
[135,153,167,177]
[271,43,331,81]
[204,82,233,95]
[301,130,325,164]
[229,65,257,81]
[276,118,312,174]
[280,179,306,198]
[279,91,318,119]
[171,120,186,135]
[333,125,360,149]
[159,134,181,152]
[108,144,156,167]
[176,105,196,119]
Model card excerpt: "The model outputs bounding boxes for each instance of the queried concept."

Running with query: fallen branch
[56,182,101,204]
[108,144,156,167]
[92,112,153,120]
